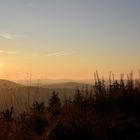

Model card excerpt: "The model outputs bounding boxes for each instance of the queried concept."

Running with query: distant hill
[16,79,94,86]
[0,79,23,88]
[0,79,91,91]
[0,80,92,113]
[3,79,111,90]
[43,82,91,89]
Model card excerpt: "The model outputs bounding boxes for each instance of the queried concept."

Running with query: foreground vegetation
[0,72,140,140]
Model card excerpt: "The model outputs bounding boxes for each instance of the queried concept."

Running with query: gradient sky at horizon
[0,0,140,80]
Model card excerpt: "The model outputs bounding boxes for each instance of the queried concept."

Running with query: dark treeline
[0,72,140,140]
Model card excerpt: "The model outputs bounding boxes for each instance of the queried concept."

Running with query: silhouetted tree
[30,100,47,135]
[48,91,61,118]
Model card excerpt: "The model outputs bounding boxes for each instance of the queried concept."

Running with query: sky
[0,0,140,80]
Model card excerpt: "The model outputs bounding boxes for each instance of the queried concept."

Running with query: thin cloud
[26,3,33,6]
[43,51,73,57]
[6,51,20,54]
[0,32,15,40]
[25,0,33,7]
[0,50,20,54]
[0,31,27,40]
[0,50,4,53]
[28,51,74,59]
